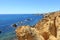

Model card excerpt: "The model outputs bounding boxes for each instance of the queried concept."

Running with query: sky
[0,0,60,14]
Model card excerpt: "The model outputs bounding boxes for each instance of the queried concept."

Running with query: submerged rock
[15,11,60,40]
[0,30,2,34]
[25,18,32,21]
[12,24,17,28]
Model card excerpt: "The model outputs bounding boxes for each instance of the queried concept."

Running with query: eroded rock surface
[15,11,60,40]
[15,26,44,40]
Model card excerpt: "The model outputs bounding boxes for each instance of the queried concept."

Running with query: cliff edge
[15,11,60,40]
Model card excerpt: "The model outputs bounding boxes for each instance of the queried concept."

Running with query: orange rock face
[15,11,60,40]
[15,26,34,40]
[15,26,44,40]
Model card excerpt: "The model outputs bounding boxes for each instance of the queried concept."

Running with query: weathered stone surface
[15,26,44,40]
[15,11,60,40]
[35,11,60,40]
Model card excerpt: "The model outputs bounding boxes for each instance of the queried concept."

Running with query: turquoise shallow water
[0,14,43,40]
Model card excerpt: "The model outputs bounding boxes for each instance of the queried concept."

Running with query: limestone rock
[15,26,44,40]
[15,11,60,40]
[35,11,60,40]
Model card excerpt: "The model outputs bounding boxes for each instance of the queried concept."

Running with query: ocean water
[0,14,43,40]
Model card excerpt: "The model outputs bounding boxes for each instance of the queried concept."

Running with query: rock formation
[15,26,44,40]
[15,11,60,40]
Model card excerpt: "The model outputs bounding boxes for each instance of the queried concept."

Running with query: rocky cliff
[15,11,60,40]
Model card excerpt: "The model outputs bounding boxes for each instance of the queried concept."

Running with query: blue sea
[0,14,43,40]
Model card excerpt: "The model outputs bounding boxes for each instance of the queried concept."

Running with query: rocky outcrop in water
[15,11,60,40]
